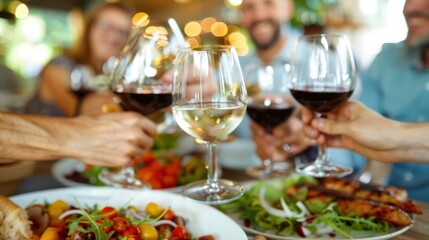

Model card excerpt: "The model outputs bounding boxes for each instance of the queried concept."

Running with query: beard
[248,20,282,50]
[405,12,429,50]
[407,33,429,50]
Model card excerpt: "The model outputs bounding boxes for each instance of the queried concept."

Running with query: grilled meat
[336,199,413,227]
[319,178,421,214]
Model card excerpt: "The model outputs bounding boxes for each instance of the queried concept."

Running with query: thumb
[312,118,349,135]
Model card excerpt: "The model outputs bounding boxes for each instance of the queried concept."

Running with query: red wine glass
[99,18,185,189]
[289,34,356,178]
[244,63,296,178]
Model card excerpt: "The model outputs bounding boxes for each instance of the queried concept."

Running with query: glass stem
[263,159,273,171]
[207,143,219,189]
[314,112,329,168]
[119,167,136,183]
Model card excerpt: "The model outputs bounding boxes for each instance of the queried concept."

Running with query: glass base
[181,179,244,205]
[295,162,352,178]
[246,162,291,179]
[98,168,150,189]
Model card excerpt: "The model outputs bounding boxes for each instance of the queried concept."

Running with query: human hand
[79,91,117,115]
[302,101,404,162]
[62,112,156,167]
[251,111,314,162]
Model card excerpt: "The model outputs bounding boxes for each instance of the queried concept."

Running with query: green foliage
[291,0,337,27]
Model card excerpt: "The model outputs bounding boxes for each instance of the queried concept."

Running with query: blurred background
[0,0,406,110]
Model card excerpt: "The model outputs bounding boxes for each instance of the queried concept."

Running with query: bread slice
[0,195,32,240]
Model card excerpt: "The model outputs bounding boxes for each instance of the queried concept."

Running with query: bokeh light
[201,17,217,33]
[211,22,228,37]
[187,37,200,48]
[132,12,149,27]
[227,0,242,7]
[184,21,201,37]
[15,3,28,19]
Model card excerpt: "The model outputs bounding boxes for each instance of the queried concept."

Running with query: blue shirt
[360,41,429,203]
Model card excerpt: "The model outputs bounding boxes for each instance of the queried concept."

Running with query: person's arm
[38,64,79,117]
[0,112,156,166]
[302,101,429,163]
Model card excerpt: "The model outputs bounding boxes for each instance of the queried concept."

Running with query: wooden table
[221,168,429,240]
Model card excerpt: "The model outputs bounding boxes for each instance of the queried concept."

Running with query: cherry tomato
[138,224,158,240]
[137,167,154,182]
[100,206,119,219]
[96,219,112,233]
[171,225,187,239]
[162,209,175,221]
[145,202,163,217]
[162,175,177,188]
[112,216,130,233]
[123,226,139,236]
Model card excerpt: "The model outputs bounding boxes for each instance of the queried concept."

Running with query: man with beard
[354,0,429,202]
[239,0,298,66]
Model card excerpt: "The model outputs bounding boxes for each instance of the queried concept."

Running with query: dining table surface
[10,160,429,240]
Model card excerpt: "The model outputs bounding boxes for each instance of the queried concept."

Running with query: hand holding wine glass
[98,18,184,189]
[172,45,247,204]
[244,63,297,178]
[289,34,356,178]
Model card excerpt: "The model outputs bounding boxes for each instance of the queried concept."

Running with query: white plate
[10,187,247,240]
[217,139,261,170]
[227,179,414,240]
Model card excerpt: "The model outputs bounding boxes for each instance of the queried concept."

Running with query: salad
[219,174,420,239]
[26,199,214,240]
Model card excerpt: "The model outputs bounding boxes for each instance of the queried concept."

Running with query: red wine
[290,87,352,113]
[114,91,172,116]
[246,98,295,133]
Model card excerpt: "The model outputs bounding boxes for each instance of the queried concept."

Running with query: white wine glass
[98,18,185,189]
[289,34,356,178]
[172,45,247,204]
[244,63,296,178]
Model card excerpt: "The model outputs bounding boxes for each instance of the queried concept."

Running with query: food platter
[223,177,415,240]
[10,187,247,239]
[52,156,217,193]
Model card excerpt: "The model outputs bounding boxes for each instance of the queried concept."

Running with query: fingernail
[313,119,325,129]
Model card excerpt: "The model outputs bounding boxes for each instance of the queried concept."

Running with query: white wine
[173,102,246,143]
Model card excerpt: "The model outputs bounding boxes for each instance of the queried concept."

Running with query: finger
[139,117,157,138]
[312,118,350,135]
[301,107,313,125]
[303,125,319,139]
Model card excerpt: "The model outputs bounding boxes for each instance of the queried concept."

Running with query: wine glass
[289,34,356,178]
[244,63,296,178]
[98,18,186,189]
[172,45,247,204]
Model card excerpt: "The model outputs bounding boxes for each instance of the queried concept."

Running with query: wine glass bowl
[98,18,184,189]
[289,34,356,178]
[244,63,296,178]
[172,45,247,204]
